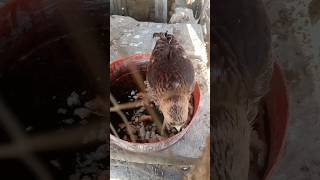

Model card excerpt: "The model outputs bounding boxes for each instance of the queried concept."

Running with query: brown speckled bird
[146,31,195,132]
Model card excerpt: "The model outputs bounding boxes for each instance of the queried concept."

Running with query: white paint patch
[129,42,143,46]
[134,35,140,38]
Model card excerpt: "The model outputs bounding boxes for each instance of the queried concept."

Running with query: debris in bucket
[84,97,107,113]
[55,91,107,132]
[69,173,81,180]
[67,91,81,107]
[57,108,68,114]
[74,108,91,119]
[111,88,194,143]
[80,119,89,126]
[69,145,107,180]
[62,118,75,125]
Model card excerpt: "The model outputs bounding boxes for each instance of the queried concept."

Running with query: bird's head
[152,31,175,44]
[159,95,189,132]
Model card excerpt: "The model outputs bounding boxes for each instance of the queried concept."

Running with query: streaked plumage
[146,32,195,131]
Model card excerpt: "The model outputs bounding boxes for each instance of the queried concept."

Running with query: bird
[146,31,195,132]
[212,0,273,179]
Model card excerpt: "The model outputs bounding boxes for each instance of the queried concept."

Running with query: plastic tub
[263,61,289,179]
[110,53,201,152]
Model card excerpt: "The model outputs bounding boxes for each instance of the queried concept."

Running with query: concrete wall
[110,0,156,21]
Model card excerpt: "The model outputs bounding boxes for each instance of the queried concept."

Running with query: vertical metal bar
[110,0,114,14]
[163,0,167,22]
[155,0,167,22]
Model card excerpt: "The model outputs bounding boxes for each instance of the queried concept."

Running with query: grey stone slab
[110,15,210,160]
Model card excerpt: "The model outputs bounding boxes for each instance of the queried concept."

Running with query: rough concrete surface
[110,15,210,179]
[110,160,188,180]
[263,0,320,179]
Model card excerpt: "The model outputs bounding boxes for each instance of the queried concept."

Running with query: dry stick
[110,94,136,142]
[91,111,108,117]
[110,122,120,138]
[127,62,166,136]
[89,108,119,138]
[0,98,54,180]
[110,100,144,112]
[0,121,104,159]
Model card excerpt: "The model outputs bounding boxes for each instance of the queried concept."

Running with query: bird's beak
[173,125,183,132]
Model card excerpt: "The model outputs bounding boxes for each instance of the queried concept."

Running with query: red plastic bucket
[110,53,201,152]
[262,61,289,179]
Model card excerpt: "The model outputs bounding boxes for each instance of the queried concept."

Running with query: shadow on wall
[110,0,165,22]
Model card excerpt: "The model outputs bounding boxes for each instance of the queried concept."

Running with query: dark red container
[110,53,201,152]
[263,61,289,179]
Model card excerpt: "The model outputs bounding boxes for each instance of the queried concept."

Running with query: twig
[110,94,136,142]
[110,100,144,112]
[0,121,104,159]
[127,62,165,136]
[0,98,54,180]
[110,122,120,138]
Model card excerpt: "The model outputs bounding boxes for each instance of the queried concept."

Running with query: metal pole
[155,0,167,22]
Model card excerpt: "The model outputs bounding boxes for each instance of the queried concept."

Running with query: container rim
[110,53,201,152]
